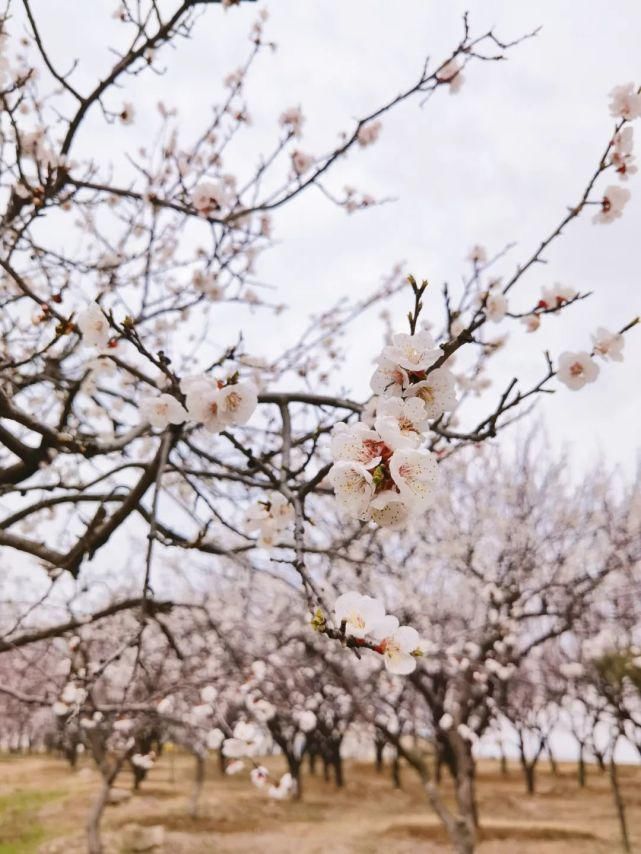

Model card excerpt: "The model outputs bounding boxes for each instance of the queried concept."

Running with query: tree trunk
[86,778,111,854]
[609,754,630,853]
[286,754,302,800]
[499,746,508,777]
[375,737,385,773]
[308,750,317,775]
[333,751,344,788]
[524,763,535,795]
[454,742,478,845]
[391,750,402,789]
[547,742,559,777]
[577,743,586,788]
[189,753,205,818]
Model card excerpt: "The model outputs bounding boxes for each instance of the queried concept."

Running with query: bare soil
[0,752,639,853]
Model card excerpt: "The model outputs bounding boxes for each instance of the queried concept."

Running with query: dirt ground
[1,752,639,853]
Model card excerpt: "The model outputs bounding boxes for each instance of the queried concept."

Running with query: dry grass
[0,752,639,853]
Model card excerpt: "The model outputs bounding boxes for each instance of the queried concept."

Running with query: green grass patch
[0,788,65,854]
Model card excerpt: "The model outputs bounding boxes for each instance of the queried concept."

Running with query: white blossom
[612,127,637,180]
[467,244,487,264]
[244,493,294,548]
[609,82,641,120]
[250,766,269,788]
[296,710,317,732]
[405,368,457,420]
[370,358,410,397]
[268,772,296,799]
[334,591,386,639]
[191,181,228,216]
[357,120,382,147]
[131,753,155,770]
[389,448,439,511]
[184,377,257,432]
[77,303,111,349]
[374,396,429,449]
[593,185,631,224]
[381,330,441,374]
[206,728,225,750]
[484,292,508,323]
[140,393,187,429]
[439,713,453,730]
[557,351,600,390]
[366,490,410,529]
[591,326,625,362]
[328,461,375,519]
[331,422,384,467]
[279,106,304,137]
[371,618,420,675]
[201,685,218,704]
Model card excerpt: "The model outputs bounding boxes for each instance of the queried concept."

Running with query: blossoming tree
[1,2,641,853]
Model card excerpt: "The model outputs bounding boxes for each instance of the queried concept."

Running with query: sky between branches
[27,0,641,471]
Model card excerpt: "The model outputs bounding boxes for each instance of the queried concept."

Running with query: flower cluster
[556,326,625,392]
[329,330,453,527]
[138,375,258,433]
[594,83,641,224]
[243,493,294,548]
[334,591,422,675]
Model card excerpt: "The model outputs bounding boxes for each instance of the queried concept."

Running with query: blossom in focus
[330,422,384,467]
[334,591,386,639]
[406,368,457,419]
[217,381,258,426]
[371,617,421,675]
[366,490,410,529]
[370,358,410,397]
[328,461,375,519]
[140,393,187,429]
[382,330,441,374]
[557,351,600,390]
[374,396,430,449]
[77,303,111,349]
[389,448,439,511]
[183,376,258,432]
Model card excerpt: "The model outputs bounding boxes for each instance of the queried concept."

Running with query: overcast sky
[22,0,641,474]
